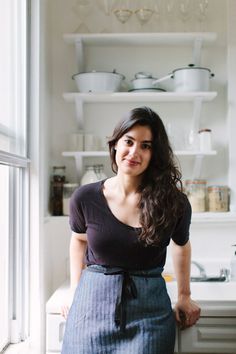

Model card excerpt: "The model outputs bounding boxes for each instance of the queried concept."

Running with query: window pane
[0,164,10,350]
[0,0,27,156]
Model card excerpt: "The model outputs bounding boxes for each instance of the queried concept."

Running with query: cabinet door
[180,317,236,353]
[46,314,66,352]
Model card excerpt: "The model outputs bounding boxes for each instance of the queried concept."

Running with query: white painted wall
[37,0,236,351]
[41,0,236,289]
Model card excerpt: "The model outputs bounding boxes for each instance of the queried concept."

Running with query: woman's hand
[174,294,201,330]
[60,289,75,320]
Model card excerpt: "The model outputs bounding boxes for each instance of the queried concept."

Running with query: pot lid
[134,71,153,79]
[128,88,166,92]
[173,64,211,73]
[72,70,125,79]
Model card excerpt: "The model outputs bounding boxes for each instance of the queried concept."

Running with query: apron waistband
[86,265,163,334]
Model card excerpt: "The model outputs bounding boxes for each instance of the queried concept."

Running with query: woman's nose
[128,144,139,156]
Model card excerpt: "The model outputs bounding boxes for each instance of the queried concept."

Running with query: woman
[61,106,200,354]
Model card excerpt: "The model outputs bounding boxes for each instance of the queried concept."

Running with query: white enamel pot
[131,72,161,90]
[72,70,125,93]
[153,65,214,92]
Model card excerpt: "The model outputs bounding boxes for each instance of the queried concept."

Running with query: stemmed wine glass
[178,0,191,24]
[164,0,176,31]
[135,0,154,26]
[196,0,209,28]
[72,0,92,33]
[96,0,115,16]
[113,0,132,24]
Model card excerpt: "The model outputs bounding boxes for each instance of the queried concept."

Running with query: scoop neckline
[99,179,142,231]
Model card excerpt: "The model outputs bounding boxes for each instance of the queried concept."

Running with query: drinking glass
[72,0,92,33]
[178,0,191,23]
[135,0,154,25]
[197,0,209,21]
[113,0,132,24]
[164,0,176,31]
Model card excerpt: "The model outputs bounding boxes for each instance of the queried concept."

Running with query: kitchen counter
[46,279,236,354]
[46,279,236,316]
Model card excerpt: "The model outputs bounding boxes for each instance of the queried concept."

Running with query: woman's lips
[125,159,140,166]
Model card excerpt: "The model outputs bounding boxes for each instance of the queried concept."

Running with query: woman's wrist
[178,291,191,300]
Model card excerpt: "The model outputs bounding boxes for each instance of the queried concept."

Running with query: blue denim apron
[61,265,175,354]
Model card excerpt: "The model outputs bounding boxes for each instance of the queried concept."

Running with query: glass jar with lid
[52,166,66,182]
[63,183,79,215]
[207,185,229,212]
[185,179,207,212]
[80,165,100,186]
[50,166,66,215]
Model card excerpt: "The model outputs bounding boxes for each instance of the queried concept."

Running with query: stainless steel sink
[191,261,230,282]
[190,276,227,282]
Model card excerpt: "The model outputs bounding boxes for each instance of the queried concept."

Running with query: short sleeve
[69,188,87,233]
[171,197,192,246]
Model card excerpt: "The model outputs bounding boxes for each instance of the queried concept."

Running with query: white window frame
[0,0,30,350]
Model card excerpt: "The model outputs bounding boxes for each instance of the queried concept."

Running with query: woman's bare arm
[70,231,87,291]
[171,240,201,329]
[61,232,87,318]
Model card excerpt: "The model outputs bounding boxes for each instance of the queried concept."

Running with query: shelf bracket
[192,97,203,132]
[193,38,203,66]
[192,154,204,179]
[75,39,84,73]
[74,154,83,181]
[75,97,84,129]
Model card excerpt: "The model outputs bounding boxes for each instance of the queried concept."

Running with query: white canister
[84,134,100,151]
[198,129,212,152]
[70,131,84,151]
[80,166,100,185]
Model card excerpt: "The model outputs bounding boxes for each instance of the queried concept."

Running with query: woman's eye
[142,143,152,150]
[124,139,133,146]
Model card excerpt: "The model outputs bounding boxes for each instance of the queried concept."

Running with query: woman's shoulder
[178,191,192,220]
[71,180,103,202]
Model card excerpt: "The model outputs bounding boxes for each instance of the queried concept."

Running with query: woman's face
[115,124,153,178]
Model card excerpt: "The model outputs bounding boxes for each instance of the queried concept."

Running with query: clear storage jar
[198,128,212,152]
[80,166,100,186]
[185,179,207,212]
[63,183,79,215]
[207,185,229,212]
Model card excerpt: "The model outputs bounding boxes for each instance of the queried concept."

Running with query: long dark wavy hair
[108,106,186,246]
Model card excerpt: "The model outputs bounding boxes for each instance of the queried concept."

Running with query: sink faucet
[191,260,207,278]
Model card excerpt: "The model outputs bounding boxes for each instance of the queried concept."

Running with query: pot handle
[152,74,172,85]
[210,73,215,78]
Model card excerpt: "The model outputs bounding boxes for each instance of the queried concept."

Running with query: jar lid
[207,185,228,190]
[185,179,207,184]
[198,129,212,133]
[63,183,79,188]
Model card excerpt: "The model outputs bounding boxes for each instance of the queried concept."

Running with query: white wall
[39,0,236,350]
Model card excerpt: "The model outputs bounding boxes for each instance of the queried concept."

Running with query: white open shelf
[63,91,217,104]
[48,213,236,224]
[63,32,217,46]
[62,150,217,158]
[62,149,217,182]
[191,212,236,224]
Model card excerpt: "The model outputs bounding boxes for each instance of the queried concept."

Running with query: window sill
[4,341,34,354]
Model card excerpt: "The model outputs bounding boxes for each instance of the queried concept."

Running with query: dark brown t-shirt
[69,180,191,270]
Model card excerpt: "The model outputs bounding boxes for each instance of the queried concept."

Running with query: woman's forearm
[69,233,87,292]
[171,240,191,298]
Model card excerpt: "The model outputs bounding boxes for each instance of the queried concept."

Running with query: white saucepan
[153,65,214,92]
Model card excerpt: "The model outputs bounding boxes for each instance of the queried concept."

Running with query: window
[0,0,30,351]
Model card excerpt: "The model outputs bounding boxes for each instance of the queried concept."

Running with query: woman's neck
[112,174,141,197]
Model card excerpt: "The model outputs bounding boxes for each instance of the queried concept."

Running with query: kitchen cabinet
[46,281,236,354]
[62,32,218,176]
[180,317,236,353]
